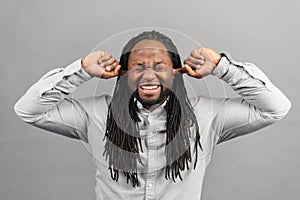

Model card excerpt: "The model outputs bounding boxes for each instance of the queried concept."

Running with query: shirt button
[147,183,152,188]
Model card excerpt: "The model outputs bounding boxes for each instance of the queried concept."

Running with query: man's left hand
[178,47,221,79]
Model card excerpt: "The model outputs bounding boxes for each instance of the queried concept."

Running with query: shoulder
[76,95,112,115]
[77,95,112,105]
[190,95,226,121]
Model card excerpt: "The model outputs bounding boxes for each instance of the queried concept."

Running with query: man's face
[127,39,174,109]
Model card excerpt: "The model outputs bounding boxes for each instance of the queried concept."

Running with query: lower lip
[138,86,161,95]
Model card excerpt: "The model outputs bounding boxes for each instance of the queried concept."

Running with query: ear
[120,70,128,75]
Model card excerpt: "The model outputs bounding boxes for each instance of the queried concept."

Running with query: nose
[141,67,156,81]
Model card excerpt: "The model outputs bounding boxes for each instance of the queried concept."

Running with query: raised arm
[183,48,291,144]
[14,50,120,143]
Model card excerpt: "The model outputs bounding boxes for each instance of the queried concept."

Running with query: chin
[141,98,160,105]
[134,87,171,107]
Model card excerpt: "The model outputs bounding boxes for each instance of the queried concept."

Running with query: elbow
[263,98,292,121]
[14,100,27,122]
[14,100,41,123]
[279,98,292,119]
[14,100,23,119]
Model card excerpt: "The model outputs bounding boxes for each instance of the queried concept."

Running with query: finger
[105,60,119,72]
[101,57,115,68]
[102,51,112,61]
[187,56,205,65]
[100,71,109,79]
[184,60,197,69]
[98,52,112,63]
[184,64,196,77]
[105,66,111,72]
[111,60,120,68]
[184,59,204,70]
[191,48,205,59]
[110,65,121,77]
[173,67,186,74]
[100,57,116,66]
[102,64,121,78]
[196,48,204,57]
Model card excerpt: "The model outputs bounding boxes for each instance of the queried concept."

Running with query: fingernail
[105,66,111,71]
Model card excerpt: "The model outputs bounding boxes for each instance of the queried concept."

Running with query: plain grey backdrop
[1,0,299,199]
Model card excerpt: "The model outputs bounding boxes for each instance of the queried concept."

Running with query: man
[14,31,291,199]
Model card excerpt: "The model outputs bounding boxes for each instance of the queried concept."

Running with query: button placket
[145,115,158,200]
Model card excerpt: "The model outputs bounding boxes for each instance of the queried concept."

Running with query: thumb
[183,64,196,77]
[112,65,121,76]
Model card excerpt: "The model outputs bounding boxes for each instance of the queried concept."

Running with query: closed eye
[153,64,169,72]
[131,62,169,72]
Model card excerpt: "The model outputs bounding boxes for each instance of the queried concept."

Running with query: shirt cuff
[211,52,231,78]
[64,59,93,81]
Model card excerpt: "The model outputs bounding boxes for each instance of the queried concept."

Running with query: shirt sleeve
[14,59,93,143]
[210,52,291,144]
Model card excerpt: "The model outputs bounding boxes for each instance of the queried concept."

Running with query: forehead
[129,39,170,62]
[132,39,168,51]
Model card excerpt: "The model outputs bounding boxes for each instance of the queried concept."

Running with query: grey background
[1,0,299,199]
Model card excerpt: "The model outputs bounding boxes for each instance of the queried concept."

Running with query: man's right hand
[81,50,121,79]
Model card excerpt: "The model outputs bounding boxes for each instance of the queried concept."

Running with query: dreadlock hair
[103,30,202,187]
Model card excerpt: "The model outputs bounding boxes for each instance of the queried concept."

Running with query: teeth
[140,85,159,90]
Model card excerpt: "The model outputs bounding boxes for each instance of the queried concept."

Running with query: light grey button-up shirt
[14,53,291,200]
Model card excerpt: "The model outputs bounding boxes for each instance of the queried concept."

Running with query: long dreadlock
[103,30,202,187]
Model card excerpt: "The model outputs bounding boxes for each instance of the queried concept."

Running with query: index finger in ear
[110,65,122,77]
[104,60,119,72]
[173,67,186,74]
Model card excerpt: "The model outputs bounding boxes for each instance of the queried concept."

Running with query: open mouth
[138,84,161,95]
[140,85,160,90]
